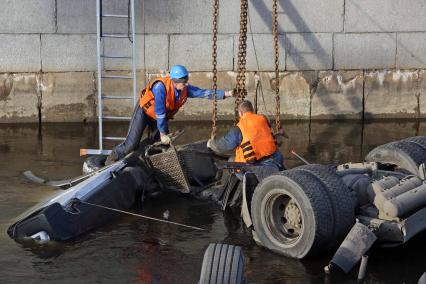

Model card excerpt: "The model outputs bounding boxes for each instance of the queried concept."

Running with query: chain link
[235,0,249,123]
[254,73,260,113]
[211,0,219,138]
[272,0,280,132]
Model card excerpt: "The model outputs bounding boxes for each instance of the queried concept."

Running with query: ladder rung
[103,136,126,141]
[102,14,129,18]
[80,149,112,156]
[103,116,132,120]
[101,55,132,59]
[102,95,133,100]
[102,33,131,38]
[102,75,133,79]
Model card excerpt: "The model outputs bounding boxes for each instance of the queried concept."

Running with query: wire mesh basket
[147,146,190,193]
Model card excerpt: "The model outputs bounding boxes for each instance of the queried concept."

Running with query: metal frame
[82,0,137,156]
[147,146,191,193]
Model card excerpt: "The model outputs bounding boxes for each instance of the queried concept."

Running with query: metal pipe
[374,176,422,211]
[130,0,137,106]
[96,0,103,150]
[383,183,426,218]
[357,255,369,281]
[366,176,399,203]
[290,149,310,165]
[336,168,371,176]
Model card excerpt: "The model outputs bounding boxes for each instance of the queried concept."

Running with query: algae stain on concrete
[0,74,13,101]
[45,103,87,122]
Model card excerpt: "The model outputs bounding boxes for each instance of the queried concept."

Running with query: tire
[402,136,426,151]
[199,243,245,284]
[251,170,334,259]
[365,140,426,176]
[82,155,106,174]
[294,164,355,243]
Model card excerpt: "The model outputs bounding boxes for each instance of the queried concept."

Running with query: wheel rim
[264,190,303,246]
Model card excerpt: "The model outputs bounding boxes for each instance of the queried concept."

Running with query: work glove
[160,133,172,145]
[224,89,234,98]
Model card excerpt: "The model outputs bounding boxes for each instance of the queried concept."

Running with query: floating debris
[163,210,170,220]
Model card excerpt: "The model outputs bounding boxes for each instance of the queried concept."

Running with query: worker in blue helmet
[106,65,234,164]
[170,65,188,79]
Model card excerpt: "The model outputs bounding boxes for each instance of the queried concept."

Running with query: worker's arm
[152,82,169,135]
[186,85,233,99]
[208,126,242,154]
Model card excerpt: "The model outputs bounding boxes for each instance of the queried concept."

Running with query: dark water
[1,120,426,284]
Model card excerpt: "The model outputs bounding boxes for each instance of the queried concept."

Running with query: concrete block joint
[0,69,425,122]
[2,0,426,122]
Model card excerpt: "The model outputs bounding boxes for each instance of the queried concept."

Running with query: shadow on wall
[250,0,362,115]
[250,0,364,154]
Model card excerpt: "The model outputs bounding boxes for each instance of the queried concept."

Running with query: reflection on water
[1,120,426,283]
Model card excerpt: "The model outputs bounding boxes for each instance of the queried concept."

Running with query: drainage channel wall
[1,0,426,122]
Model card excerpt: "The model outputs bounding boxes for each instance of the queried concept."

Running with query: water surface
[1,120,426,283]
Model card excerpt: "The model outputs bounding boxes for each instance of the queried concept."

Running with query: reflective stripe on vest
[235,112,277,163]
[139,76,188,120]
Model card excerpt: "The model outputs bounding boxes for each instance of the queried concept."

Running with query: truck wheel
[251,170,334,259]
[365,140,426,176]
[199,243,245,284]
[295,164,355,243]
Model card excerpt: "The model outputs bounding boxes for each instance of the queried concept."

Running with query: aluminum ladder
[81,0,137,156]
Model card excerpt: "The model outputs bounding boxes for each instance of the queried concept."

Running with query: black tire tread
[392,141,426,166]
[211,243,223,283]
[224,245,233,283]
[199,243,244,284]
[229,246,244,284]
[366,140,426,175]
[294,164,355,242]
[280,170,335,256]
[402,136,426,154]
[218,244,231,283]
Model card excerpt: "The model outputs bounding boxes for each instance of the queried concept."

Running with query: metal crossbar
[82,0,137,156]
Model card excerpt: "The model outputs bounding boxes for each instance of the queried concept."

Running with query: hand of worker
[224,89,234,98]
[160,133,171,145]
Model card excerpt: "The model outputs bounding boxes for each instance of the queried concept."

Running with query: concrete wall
[1,0,426,122]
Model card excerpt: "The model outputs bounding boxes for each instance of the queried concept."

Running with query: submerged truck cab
[8,136,426,274]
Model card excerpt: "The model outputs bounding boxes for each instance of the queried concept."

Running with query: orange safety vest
[235,112,277,163]
[139,76,188,120]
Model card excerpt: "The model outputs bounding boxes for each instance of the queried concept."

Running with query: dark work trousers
[113,104,160,160]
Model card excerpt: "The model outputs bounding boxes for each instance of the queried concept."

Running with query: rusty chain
[235,0,249,123]
[211,0,219,138]
[254,73,260,113]
[272,0,280,132]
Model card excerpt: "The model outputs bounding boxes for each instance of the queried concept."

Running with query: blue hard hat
[170,65,189,79]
